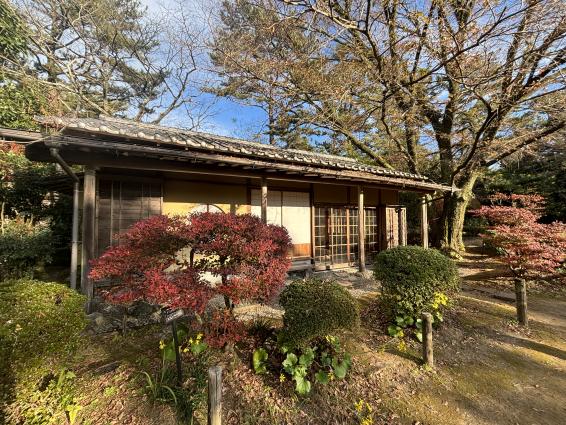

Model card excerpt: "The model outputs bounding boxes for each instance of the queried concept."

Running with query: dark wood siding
[96,179,162,256]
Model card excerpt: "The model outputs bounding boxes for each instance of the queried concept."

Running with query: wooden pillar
[70,182,80,290]
[208,366,223,425]
[260,177,267,223]
[398,207,407,246]
[420,196,429,248]
[81,168,96,309]
[357,186,366,272]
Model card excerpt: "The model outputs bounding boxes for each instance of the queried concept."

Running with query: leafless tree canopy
[212,0,566,178]
[6,0,214,127]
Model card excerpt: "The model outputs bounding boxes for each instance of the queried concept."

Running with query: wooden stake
[515,278,528,326]
[171,320,183,386]
[422,312,434,368]
[208,366,223,425]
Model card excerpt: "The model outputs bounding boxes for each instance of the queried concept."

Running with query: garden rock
[86,300,162,334]
[127,300,156,317]
[86,312,121,334]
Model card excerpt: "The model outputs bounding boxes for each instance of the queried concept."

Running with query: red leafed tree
[474,194,565,279]
[89,212,292,318]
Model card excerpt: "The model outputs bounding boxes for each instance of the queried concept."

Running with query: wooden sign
[162,307,184,324]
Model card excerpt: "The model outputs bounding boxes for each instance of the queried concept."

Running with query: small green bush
[0,279,86,368]
[374,246,460,319]
[0,219,54,280]
[279,278,359,347]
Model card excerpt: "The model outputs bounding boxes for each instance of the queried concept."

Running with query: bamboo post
[208,366,223,425]
[422,312,434,368]
[515,278,528,326]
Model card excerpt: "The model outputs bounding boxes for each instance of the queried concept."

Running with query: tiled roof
[37,115,432,182]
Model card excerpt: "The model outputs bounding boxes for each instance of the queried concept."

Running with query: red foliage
[89,212,292,336]
[474,194,565,278]
[187,212,291,305]
[202,309,246,349]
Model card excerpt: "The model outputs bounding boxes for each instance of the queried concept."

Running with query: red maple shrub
[89,212,292,343]
[203,309,247,349]
[473,194,565,279]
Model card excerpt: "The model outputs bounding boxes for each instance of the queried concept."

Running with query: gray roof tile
[37,115,433,182]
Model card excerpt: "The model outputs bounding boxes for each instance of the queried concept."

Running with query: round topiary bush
[374,246,460,319]
[279,278,359,348]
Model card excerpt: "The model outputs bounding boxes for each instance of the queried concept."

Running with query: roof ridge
[98,115,360,164]
[36,115,431,182]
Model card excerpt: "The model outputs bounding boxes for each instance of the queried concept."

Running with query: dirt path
[368,238,566,425]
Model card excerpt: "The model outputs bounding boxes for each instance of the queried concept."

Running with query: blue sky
[140,0,268,140]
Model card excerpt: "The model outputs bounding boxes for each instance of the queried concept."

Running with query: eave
[26,135,456,193]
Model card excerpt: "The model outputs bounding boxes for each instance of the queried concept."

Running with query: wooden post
[422,312,434,368]
[398,207,407,246]
[260,177,267,223]
[81,168,96,311]
[357,186,366,272]
[70,181,80,290]
[420,196,428,248]
[171,320,183,385]
[515,278,528,326]
[208,366,222,425]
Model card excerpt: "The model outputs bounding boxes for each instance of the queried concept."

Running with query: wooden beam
[261,177,268,223]
[81,167,96,310]
[358,186,366,272]
[421,196,429,248]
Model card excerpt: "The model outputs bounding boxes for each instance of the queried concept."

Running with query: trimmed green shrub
[374,246,460,319]
[0,279,86,368]
[0,279,86,424]
[0,219,54,280]
[279,278,359,347]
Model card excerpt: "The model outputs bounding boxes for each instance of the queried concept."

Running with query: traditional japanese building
[25,116,455,302]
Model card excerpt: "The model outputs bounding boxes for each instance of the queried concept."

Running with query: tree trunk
[437,171,480,256]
